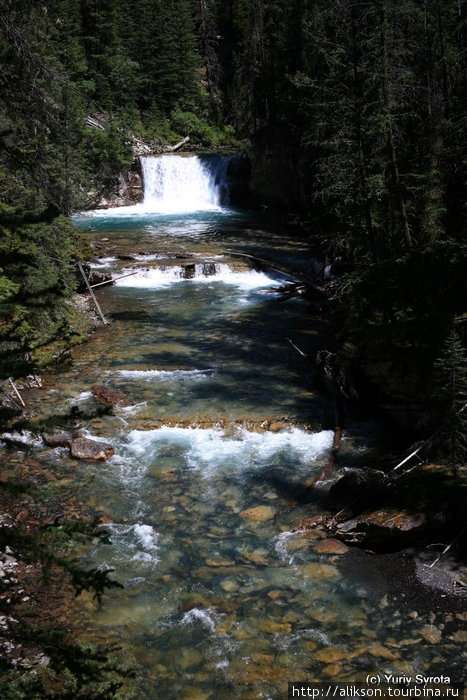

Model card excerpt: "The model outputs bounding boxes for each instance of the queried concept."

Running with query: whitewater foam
[114,263,275,290]
[88,257,117,268]
[103,522,160,565]
[180,607,219,633]
[116,368,215,381]
[123,426,333,476]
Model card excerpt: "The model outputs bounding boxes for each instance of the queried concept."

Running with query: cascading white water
[114,262,275,289]
[140,155,231,213]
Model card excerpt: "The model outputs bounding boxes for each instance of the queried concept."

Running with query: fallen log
[8,378,25,408]
[85,115,105,131]
[90,270,139,288]
[167,135,190,152]
[77,261,108,326]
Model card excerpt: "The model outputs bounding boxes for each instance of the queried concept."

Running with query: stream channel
[12,155,467,697]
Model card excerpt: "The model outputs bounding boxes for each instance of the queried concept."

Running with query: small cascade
[140,154,237,212]
[114,262,275,289]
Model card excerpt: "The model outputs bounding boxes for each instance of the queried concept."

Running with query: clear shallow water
[13,168,466,697]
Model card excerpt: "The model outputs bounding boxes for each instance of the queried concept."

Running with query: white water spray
[114,262,275,289]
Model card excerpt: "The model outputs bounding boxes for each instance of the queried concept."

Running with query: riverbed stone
[314,538,350,555]
[70,437,114,461]
[220,577,239,593]
[257,619,292,634]
[268,421,287,432]
[451,630,467,643]
[42,430,82,448]
[299,562,341,580]
[315,647,348,663]
[241,550,269,565]
[368,642,398,659]
[307,608,338,625]
[239,505,275,522]
[419,625,442,644]
[205,558,235,567]
[334,508,427,547]
[267,589,283,599]
[91,385,132,407]
[323,663,342,678]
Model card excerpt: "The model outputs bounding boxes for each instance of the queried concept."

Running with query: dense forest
[1,0,466,431]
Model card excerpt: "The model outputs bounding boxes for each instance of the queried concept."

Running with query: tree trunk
[351,5,377,261]
[382,10,413,249]
[167,136,190,152]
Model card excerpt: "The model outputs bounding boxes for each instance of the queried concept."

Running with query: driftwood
[429,525,467,568]
[388,401,467,481]
[90,271,139,289]
[8,378,25,408]
[167,136,190,152]
[287,338,307,357]
[1,383,23,411]
[85,115,105,131]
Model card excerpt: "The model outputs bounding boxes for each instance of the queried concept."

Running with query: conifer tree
[434,328,467,472]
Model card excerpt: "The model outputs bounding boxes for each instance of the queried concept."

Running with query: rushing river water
[6,155,465,698]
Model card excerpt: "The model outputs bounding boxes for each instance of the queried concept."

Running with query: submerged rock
[315,647,348,663]
[91,386,132,407]
[205,558,235,567]
[298,562,341,580]
[367,642,398,659]
[419,625,442,644]
[70,437,114,462]
[314,538,350,555]
[42,430,82,448]
[239,505,275,522]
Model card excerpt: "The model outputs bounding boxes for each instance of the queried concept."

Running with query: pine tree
[434,328,467,472]
[0,2,85,376]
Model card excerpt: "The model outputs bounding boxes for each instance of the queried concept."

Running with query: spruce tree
[434,328,467,472]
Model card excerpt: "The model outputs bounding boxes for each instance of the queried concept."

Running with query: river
[10,154,466,698]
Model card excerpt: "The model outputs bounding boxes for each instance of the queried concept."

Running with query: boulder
[70,437,114,462]
[334,508,426,548]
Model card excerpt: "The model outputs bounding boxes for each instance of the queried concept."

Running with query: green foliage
[0,506,130,698]
[434,327,467,470]
[0,517,121,603]
[435,329,467,408]
[170,107,237,147]
[0,637,135,699]
[85,127,133,170]
[0,206,83,378]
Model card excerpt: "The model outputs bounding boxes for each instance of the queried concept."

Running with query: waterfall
[140,154,235,213]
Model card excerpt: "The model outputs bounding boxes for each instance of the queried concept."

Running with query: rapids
[7,155,464,698]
